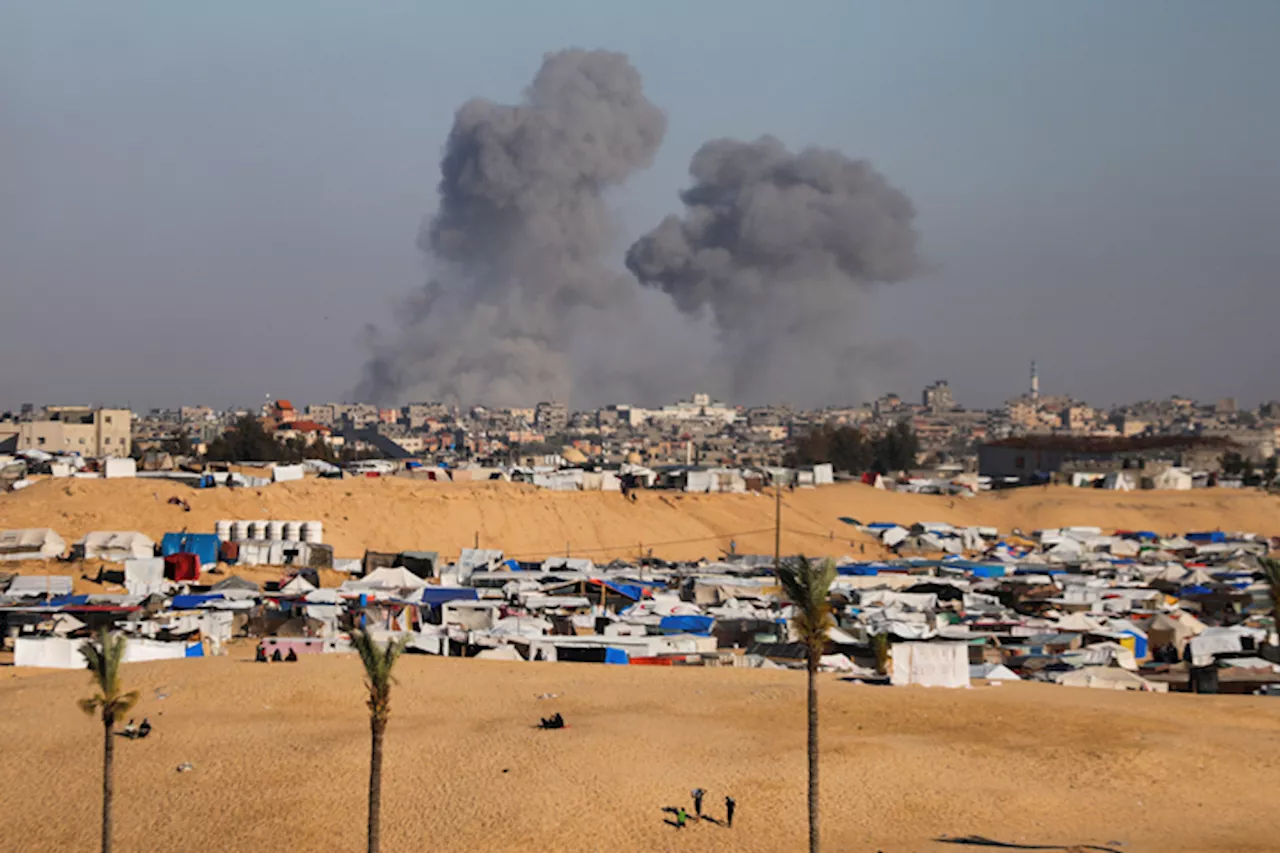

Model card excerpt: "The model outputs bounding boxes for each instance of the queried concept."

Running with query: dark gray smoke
[626,135,920,404]
[358,49,666,405]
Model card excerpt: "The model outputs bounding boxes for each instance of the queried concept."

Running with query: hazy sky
[4,1,1278,412]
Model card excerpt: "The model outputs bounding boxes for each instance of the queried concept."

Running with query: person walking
[691,788,705,818]
[725,795,736,828]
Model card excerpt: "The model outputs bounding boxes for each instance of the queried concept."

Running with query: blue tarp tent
[659,615,714,635]
[1186,531,1226,543]
[592,579,645,601]
[418,588,479,606]
[185,642,205,657]
[161,532,221,566]
[170,593,224,609]
[837,564,879,576]
[1120,630,1148,659]
[1180,585,1214,596]
[604,647,630,665]
[969,565,1006,578]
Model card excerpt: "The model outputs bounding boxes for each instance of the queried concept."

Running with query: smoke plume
[626,135,920,404]
[358,49,666,405]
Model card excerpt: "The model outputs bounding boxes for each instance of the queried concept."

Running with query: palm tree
[79,628,138,853]
[1262,557,1280,628]
[350,628,409,853]
[776,555,837,853]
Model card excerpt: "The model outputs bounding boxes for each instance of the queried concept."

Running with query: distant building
[922,380,955,414]
[535,401,568,433]
[14,406,132,457]
[306,404,337,426]
[978,435,1236,481]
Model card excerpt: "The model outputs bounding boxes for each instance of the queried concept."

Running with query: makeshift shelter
[890,642,969,688]
[124,557,166,595]
[0,528,67,562]
[353,566,428,591]
[394,551,439,579]
[4,574,74,598]
[164,552,200,582]
[76,531,155,562]
[161,533,221,567]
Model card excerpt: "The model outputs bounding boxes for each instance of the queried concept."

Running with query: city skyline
[4,2,1279,411]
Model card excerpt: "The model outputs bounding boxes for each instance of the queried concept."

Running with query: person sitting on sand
[285,647,298,662]
[255,644,268,663]
[122,719,138,739]
[137,718,152,739]
[271,648,283,662]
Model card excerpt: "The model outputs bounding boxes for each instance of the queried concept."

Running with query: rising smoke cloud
[626,135,920,405]
[357,49,666,406]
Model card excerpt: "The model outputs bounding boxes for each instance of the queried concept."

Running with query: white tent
[1152,467,1193,491]
[890,642,968,688]
[0,528,67,562]
[77,531,156,562]
[4,575,74,597]
[1057,666,1164,691]
[280,575,318,595]
[348,566,428,591]
[124,557,166,596]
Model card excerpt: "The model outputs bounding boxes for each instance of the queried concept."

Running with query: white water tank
[215,520,233,541]
[302,521,323,544]
[283,521,303,542]
[232,521,252,541]
[267,520,285,541]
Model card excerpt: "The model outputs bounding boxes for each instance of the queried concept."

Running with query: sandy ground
[0,655,1277,852]
[3,478,1278,564]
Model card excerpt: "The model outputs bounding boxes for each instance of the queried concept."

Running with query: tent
[0,528,67,561]
[354,566,428,591]
[475,645,525,662]
[394,551,439,579]
[658,615,715,635]
[76,531,155,562]
[280,574,317,595]
[890,642,969,688]
[164,553,200,582]
[161,533,221,567]
[4,574,74,597]
[1101,472,1134,491]
[124,557,166,595]
[1152,467,1193,490]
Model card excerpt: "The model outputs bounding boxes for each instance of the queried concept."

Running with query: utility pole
[774,477,782,571]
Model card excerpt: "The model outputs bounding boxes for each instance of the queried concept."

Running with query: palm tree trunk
[368,717,385,853]
[807,656,820,853]
[101,713,114,853]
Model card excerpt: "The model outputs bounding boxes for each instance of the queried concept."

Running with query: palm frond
[351,629,409,721]
[79,628,134,724]
[776,556,837,654]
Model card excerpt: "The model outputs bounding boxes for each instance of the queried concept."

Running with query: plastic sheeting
[890,642,968,688]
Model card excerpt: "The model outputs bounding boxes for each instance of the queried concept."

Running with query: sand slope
[1,478,1277,562]
[1,656,1277,852]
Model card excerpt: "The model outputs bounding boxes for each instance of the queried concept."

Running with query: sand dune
[2,478,1278,563]
[1,655,1277,852]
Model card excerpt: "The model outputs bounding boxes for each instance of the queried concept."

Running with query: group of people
[120,718,152,740]
[538,712,566,730]
[673,787,736,829]
[255,644,299,662]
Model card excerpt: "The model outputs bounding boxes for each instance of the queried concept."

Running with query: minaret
[1030,361,1039,403]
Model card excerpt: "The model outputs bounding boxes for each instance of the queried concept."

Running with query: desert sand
[1,655,1278,852]
[3,478,1278,564]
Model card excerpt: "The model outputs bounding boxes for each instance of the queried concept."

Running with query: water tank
[283,521,303,542]
[215,520,232,541]
[267,520,285,541]
[251,520,271,540]
[302,521,323,544]
[232,520,252,541]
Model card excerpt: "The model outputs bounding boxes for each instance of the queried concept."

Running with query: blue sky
[3,1,1278,410]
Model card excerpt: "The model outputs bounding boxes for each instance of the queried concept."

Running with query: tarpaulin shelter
[416,587,479,606]
[76,531,155,561]
[164,553,200,582]
[0,528,67,562]
[659,615,714,635]
[161,532,220,567]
